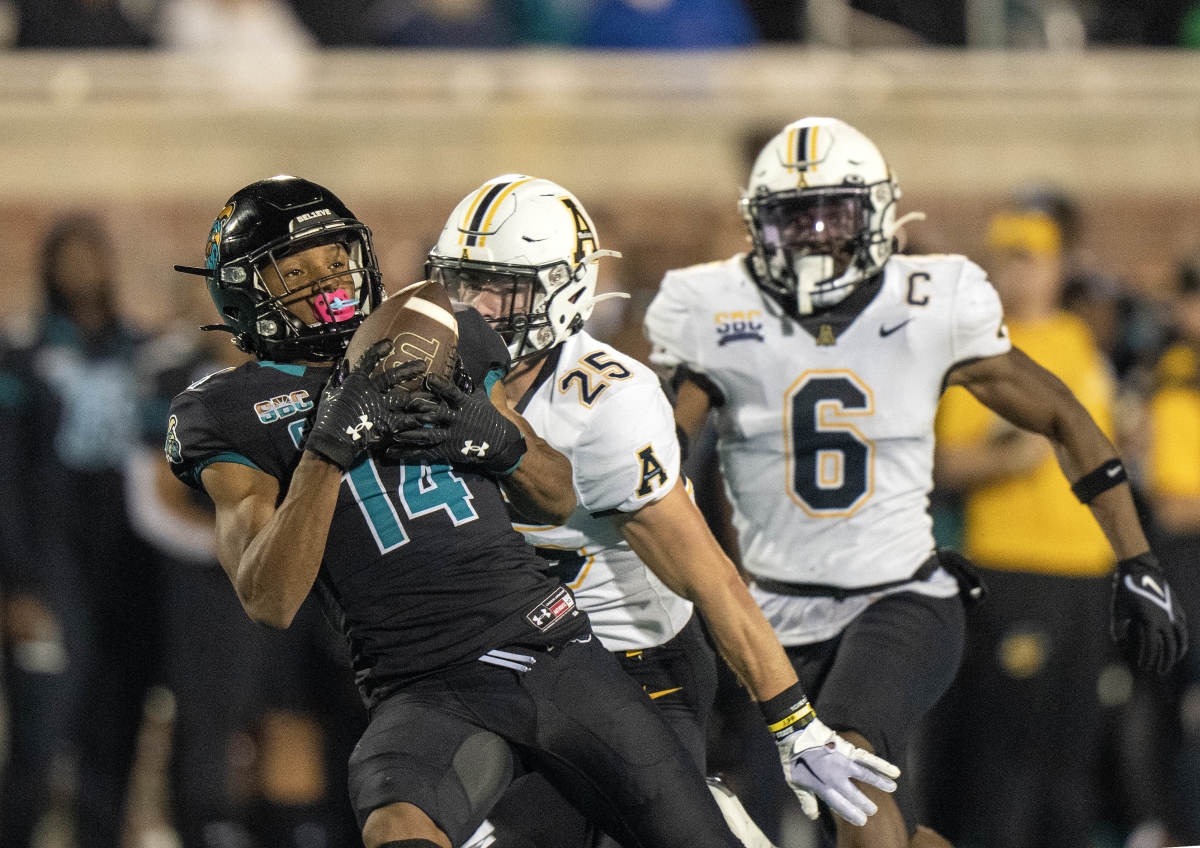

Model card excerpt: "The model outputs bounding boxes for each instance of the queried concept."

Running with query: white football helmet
[427,174,621,362]
[741,117,917,316]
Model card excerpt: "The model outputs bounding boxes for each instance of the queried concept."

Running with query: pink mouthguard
[314,289,358,323]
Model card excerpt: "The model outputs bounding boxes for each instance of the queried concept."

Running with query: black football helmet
[175,175,384,361]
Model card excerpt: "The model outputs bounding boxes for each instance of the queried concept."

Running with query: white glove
[764,687,900,827]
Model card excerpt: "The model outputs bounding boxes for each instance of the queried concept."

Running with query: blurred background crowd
[0,2,1199,848]
[6,0,1200,48]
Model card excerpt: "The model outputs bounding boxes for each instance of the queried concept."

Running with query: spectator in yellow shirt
[1141,258,1200,843]
[922,208,1145,848]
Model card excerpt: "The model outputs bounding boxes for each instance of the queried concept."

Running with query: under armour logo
[344,415,373,442]
[529,609,552,626]
[461,440,490,457]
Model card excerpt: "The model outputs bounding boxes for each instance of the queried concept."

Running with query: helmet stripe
[458,181,508,246]
[477,177,534,247]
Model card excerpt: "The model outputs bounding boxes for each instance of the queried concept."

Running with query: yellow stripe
[477,178,533,247]
[809,125,819,165]
[647,687,682,700]
[457,184,495,246]
[625,649,643,658]
[786,127,797,165]
[766,703,814,734]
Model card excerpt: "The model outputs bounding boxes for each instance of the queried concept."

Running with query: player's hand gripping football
[385,373,527,475]
[1111,551,1188,675]
[764,689,900,827]
[304,340,428,471]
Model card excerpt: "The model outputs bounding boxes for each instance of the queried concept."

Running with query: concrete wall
[1,48,1197,337]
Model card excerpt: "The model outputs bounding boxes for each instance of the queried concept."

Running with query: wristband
[1070,458,1127,504]
[759,682,816,740]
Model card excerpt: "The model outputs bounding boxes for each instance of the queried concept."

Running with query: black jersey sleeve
[454,306,511,388]
[165,375,262,490]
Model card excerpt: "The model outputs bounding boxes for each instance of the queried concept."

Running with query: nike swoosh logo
[1123,574,1175,621]
[647,686,683,700]
[1107,465,1122,478]
[879,319,912,337]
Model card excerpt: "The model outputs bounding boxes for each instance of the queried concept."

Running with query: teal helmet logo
[205,202,236,270]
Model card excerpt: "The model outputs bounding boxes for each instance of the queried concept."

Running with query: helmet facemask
[224,225,379,361]
[428,256,580,363]
[745,185,891,316]
[428,175,626,363]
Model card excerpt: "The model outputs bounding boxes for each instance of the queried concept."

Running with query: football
[344,280,459,388]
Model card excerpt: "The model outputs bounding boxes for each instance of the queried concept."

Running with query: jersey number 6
[784,372,875,516]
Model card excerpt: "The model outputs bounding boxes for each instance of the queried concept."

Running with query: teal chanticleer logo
[165,414,183,464]
[206,201,237,270]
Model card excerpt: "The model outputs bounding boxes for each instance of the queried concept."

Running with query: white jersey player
[506,329,692,652]
[427,174,900,848]
[647,250,1006,646]
[645,117,1186,848]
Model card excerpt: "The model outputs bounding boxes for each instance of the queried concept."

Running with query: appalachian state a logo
[635,445,668,497]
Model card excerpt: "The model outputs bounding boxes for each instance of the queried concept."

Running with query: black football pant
[348,630,738,848]
[482,615,719,848]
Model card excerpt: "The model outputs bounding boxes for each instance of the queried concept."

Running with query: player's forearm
[499,425,576,525]
[1043,404,1149,559]
[696,572,800,702]
[1082,481,1151,561]
[618,484,797,701]
[233,453,342,627]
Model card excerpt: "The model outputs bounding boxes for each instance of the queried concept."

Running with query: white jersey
[645,254,1011,644]
[513,331,693,651]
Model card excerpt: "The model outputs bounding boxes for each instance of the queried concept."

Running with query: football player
[643,117,1187,848]
[167,175,750,848]
[425,174,900,847]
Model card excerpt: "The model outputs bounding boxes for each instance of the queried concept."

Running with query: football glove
[763,686,899,827]
[385,373,526,475]
[304,341,426,471]
[1111,552,1188,676]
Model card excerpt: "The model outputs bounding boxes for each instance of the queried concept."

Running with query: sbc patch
[525,585,577,632]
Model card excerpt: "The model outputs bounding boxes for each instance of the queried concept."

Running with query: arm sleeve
[573,377,682,515]
[950,260,1012,366]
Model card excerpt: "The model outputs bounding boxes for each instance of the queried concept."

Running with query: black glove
[385,373,526,475]
[304,341,427,471]
[1111,551,1188,675]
